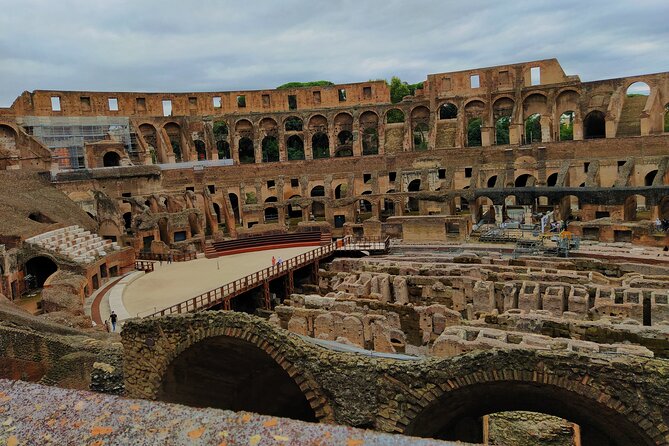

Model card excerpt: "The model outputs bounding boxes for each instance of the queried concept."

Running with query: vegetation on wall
[277,81,334,89]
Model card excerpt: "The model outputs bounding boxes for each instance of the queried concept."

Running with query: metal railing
[137,251,197,262]
[145,240,340,318]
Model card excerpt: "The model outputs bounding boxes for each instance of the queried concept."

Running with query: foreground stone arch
[122,313,334,422]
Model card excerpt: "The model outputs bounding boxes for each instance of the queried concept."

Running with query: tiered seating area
[205,231,327,258]
[25,225,121,264]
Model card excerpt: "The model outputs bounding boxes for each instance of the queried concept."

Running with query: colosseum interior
[1,58,669,445]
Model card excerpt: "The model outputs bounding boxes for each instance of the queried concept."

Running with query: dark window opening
[338,89,347,102]
[584,162,590,173]
[186,186,195,192]
[464,168,472,178]
[363,174,371,183]
[174,231,187,242]
[291,178,299,188]
[208,185,216,194]
[237,95,246,108]
[267,180,275,188]
[438,169,446,179]
[288,95,297,110]
[389,172,397,182]
[80,96,91,111]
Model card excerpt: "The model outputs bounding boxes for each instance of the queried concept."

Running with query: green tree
[525,114,542,143]
[389,76,424,104]
[277,81,334,89]
[467,118,482,147]
[560,112,574,141]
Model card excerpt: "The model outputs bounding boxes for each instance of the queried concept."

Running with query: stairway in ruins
[616,95,647,137]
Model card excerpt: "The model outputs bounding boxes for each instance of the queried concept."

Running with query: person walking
[168,253,173,264]
[272,256,276,266]
[109,311,118,332]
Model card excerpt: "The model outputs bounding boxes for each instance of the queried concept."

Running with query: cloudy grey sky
[0,0,667,107]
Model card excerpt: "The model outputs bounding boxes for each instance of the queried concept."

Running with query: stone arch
[624,194,648,221]
[645,170,658,186]
[559,111,575,141]
[402,351,660,445]
[524,113,542,144]
[163,122,183,162]
[234,119,254,146]
[312,133,329,159]
[261,136,279,162]
[486,175,498,188]
[259,117,278,134]
[24,255,58,289]
[515,173,537,187]
[584,110,606,139]
[264,206,279,223]
[307,114,328,132]
[284,116,303,132]
[139,123,160,163]
[102,151,121,167]
[334,130,353,157]
[122,211,132,229]
[386,108,405,124]
[238,137,255,164]
[618,82,651,137]
[522,92,548,118]
[411,106,430,151]
[310,185,325,197]
[546,172,559,187]
[492,97,514,145]
[0,124,18,169]
[439,103,458,120]
[134,319,334,423]
[360,111,379,155]
[193,140,206,160]
[334,183,347,199]
[555,89,580,116]
[286,135,304,160]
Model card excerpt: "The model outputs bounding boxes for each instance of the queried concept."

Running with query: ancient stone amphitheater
[0,58,668,445]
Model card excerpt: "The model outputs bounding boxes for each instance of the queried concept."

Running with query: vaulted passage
[24,256,57,288]
[157,336,316,422]
[405,381,653,446]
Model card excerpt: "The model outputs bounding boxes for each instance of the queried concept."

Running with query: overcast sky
[0,0,667,107]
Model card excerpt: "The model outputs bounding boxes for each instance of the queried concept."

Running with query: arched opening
[360,111,380,156]
[624,194,648,221]
[164,123,183,162]
[311,202,325,220]
[546,172,558,187]
[213,203,221,224]
[453,196,469,213]
[386,108,405,124]
[503,195,524,223]
[287,196,302,220]
[264,207,279,223]
[238,137,255,164]
[262,136,279,162]
[617,82,650,137]
[494,117,510,145]
[334,184,347,199]
[122,212,132,229]
[559,111,575,141]
[310,186,325,197]
[486,175,498,188]
[404,380,652,446]
[139,124,159,163]
[474,197,495,223]
[194,140,206,160]
[335,131,353,157]
[493,97,514,145]
[559,195,580,221]
[217,141,230,159]
[24,256,58,290]
[439,103,458,120]
[284,116,303,132]
[102,151,121,167]
[584,111,606,139]
[28,211,55,224]
[188,213,201,236]
[466,118,482,147]
[312,133,329,159]
[413,123,429,151]
[158,217,170,243]
[407,179,421,213]
[228,193,240,223]
[411,106,430,151]
[359,199,372,213]
[214,122,230,159]
[157,336,316,422]
[645,170,658,186]
[382,198,396,220]
[286,135,304,160]
[515,174,537,187]
[660,196,669,220]
[524,114,542,144]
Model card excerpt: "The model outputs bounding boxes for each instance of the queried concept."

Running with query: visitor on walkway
[110,311,118,332]
[277,257,283,266]
[168,253,173,264]
[272,256,276,266]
